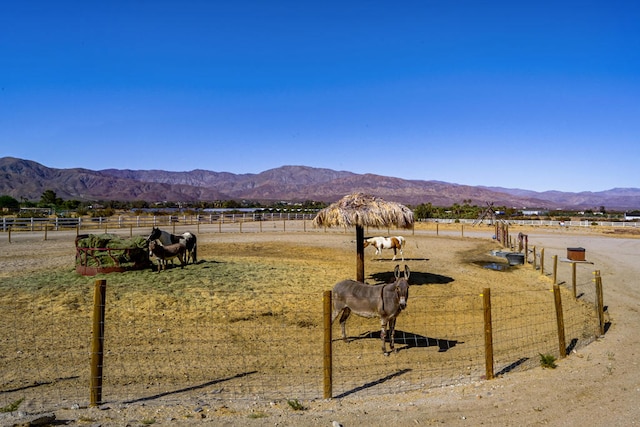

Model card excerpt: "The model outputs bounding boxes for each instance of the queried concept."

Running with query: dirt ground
[1,222,639,426]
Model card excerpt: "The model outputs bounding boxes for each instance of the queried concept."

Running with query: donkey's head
[393,265,411,309]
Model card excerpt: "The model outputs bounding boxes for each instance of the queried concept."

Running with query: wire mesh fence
[1,272,602,411]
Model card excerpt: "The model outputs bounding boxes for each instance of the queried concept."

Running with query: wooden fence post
[90,279,107,407]
[552,255,558,284]
[323,290,333,399]
[482,288,494,380]
[532,246,536,269]
[553,285,567,358]
[540,248,545,276]
[594,271,605,336]
[7,226,11,244]
[571,262,577,298]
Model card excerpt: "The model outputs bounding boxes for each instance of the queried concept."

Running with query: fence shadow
[369,270,453,286]
[0,376,80,394]
[333,368,412,399]
[495,358,529,376]
[122,371,257,404]
[352,330,461,353]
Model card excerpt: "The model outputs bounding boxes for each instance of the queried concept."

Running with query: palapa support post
[356,225,365,282]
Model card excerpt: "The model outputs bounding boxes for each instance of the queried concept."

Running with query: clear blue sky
[1,1,639,192]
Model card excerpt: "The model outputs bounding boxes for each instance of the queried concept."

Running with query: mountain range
[1,157,639,210]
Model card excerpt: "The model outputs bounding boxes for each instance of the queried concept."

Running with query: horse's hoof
[383,351,390,356]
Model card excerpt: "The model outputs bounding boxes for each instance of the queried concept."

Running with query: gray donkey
[332,265,410,355]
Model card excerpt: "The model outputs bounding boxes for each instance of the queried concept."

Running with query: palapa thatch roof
[313,192,414,229]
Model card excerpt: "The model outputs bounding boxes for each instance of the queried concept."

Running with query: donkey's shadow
[353,330,461,353]
[369,270,453,286]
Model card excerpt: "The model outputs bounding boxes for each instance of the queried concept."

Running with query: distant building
[625,211,640,221]
[19,207,52,216]
[521,209,548,216]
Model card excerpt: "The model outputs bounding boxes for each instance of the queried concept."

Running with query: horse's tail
[192,235,198,263]
[186,232,197,263]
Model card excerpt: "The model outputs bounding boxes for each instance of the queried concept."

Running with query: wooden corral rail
[1,213,317,233]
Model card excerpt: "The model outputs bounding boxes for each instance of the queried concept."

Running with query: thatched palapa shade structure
[313,193,414,282]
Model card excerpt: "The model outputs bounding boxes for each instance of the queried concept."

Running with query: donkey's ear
[394,264,400,279]
[404,265,410,279]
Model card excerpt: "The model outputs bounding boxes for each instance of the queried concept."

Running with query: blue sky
[1,1,639,192]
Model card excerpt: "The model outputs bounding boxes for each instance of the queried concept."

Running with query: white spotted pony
[363,236,406,261]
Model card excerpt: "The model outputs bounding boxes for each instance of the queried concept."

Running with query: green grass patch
[539,353,557,369]
[0,398,24,413]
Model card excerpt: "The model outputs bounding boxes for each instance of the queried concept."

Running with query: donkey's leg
[389,317,397,352]
[339,308,351,342]
[380,319,389,355]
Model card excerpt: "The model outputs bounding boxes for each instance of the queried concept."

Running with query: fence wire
[1,276,602,412]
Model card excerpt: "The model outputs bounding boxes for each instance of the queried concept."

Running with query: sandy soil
[1,223,639,426]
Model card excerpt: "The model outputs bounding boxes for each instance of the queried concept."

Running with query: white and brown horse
[363,236,405,261]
